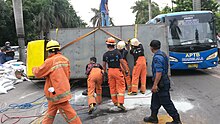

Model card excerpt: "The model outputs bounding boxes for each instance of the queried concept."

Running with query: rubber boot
[88,103,95,114]
[140,91,145,94]
[82,89,88,96]
[117,103,126,111]
[166,115,182,124]
[143,114,158,123]
[131,92,137,95]
[127,92,132,95]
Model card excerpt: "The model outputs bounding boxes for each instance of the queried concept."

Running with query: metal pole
[193,0,201,11]
[148,0,152,20]
[12,0,26,62]
[171,0,174,12]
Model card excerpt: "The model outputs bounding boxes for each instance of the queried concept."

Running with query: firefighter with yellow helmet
[130,38,147,95]
[32,40,82,124]
[117,41,132,94]
[103,37,128,111]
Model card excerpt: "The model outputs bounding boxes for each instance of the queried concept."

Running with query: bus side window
[156,18,161,23]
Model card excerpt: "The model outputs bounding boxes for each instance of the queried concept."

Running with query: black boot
[143,114,158,123]
[166,115,182,124]
[82,89,88,96]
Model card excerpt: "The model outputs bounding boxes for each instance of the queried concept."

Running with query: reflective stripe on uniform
[132,84,138,87]
[46,90,71,102]
[127,85,131,88]
[117,93,124,96]
[88,95,94,98]
[96,94,102,96]
[47,115,55,119]
[111,94,117,97]
[50,63,68,71]
[141,84,145,86]
[60,109,78,123]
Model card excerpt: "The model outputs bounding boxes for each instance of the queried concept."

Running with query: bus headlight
[169,56,178,62]
[206,52,218,60]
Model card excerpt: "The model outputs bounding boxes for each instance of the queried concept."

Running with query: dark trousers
[150,84,179,118]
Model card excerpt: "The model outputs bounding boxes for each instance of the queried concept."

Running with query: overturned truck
[26,24,169,80]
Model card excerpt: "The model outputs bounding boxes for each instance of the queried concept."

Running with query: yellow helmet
[46,40,60,51]
[117,41,126,50]
[106,37,116,45]
[130,38,140,46]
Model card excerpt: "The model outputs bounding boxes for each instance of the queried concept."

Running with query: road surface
[0,66,220,124]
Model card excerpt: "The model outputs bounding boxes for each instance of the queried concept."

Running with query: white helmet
[130,38,140,46]
[5,41,10,45]
[117,41,126,50]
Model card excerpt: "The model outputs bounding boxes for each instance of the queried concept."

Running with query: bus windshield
[167,13,215,46]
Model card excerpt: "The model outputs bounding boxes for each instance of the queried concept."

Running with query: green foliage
[172,0,192,12]
[0,0,86,46]
[131,0,160,24]
[161,6,172,14]
[172,0,219,12]
[0,0,17,46]
[215,12,220,33]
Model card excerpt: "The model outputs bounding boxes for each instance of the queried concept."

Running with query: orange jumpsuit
[130,44,147,93]
[87,65,103,105]
[108,68,126,104]
[131,56,147,93]
[103,49,126,104]
[32,53,82,124]
[120,59,131,92]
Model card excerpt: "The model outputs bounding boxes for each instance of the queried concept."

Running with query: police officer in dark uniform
[143,40,181,124]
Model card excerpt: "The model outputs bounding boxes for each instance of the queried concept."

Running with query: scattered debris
[0,60,27,94]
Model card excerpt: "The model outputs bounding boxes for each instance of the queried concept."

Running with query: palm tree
[131,0,160,24]
[36,0,86,38]
[90,8,101,27]
[90,8,114,27]
[12,0,26,62]
[36,0,55,38]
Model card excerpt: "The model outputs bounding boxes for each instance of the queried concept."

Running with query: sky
[70,0,172,26]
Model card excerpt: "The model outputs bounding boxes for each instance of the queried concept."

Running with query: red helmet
[106,37,116,45]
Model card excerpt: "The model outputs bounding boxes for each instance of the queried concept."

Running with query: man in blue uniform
[100,0,109,27]
[143,40,181,124]
[0,47,6,64]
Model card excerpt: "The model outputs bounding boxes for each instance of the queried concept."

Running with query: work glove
[125,71,129,76]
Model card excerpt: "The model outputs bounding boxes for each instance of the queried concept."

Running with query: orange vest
[32,53,72,104]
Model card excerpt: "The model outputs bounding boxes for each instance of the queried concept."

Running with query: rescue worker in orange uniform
[130,38,147,95]
[85,57,103,114]
[103,37,128,111]
[117,41,132,94]
[32,40,82,124]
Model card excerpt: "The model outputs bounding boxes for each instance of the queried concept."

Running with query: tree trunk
[148,0,152,20]
[12,0,26,62]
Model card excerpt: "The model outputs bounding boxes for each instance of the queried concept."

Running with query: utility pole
[171,0,174,12]
[12,0,26,62]
[193,0,201,11]
[148,0,152,20]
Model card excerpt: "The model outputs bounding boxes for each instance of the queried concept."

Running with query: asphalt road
[0,66,220,124]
